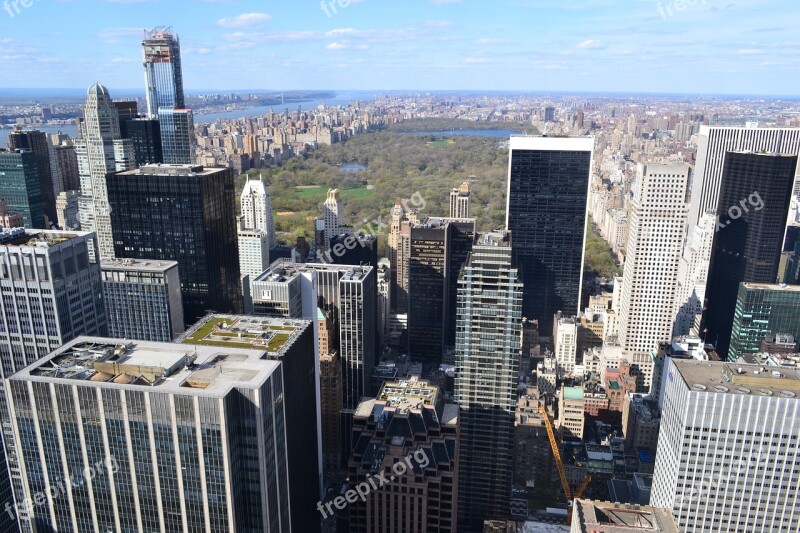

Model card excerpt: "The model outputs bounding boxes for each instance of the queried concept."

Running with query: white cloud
[217,13,272,28]
[576,39,605,50]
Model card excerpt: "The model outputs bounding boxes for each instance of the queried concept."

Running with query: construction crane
[539,406,592,524]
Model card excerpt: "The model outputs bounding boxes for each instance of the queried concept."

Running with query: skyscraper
[454,232,522,530]
[323,188,343,248]
[619,163,690,392]
[240,179,276,246]
[0,229,106,533]
[142,27,194,164]
[407,217,476,362]
[450,180,472,218]
[142,27,184,114]
[703,152,797,358]
[729,282,800,361]
[387,201,406,308]
[652,358,800,531]
[505,136,593,332]
[7,129,57,226]
[346,378,460,532]
[0,150,46,229]
[7,337,291,532]
[75,83,136,260]
[178,315,320,533]
[108,164,241,323]
[120,116,163,166]
[101,258,184,342]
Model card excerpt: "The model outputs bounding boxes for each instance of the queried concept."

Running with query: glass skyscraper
[703,151,798,358]
[0,150,46,229]
[107,164,242,323]
[142,27,194,164]
[729,282,800,360]
[505,136,593,332]
[454,232,522,531]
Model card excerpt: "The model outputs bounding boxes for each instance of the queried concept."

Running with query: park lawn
[293,186,375,201]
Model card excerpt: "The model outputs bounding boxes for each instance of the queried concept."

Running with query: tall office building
[178,315,319,533]
[7,129,56,225]
[328,232,378,268]
[505,136,593,332]
[652,358,800,531]
[320,349,343,476]
[241,179,276,246]
[0,150,46,229]
[101,258,184,341]
[387,201,406,308]
[729,282,800,360]
[407,217,476,362]
[346,378,460,532]
[553,313,578,377]
[450,180,472,218]
[7,337,291,532]
[619,164,690,392]
[75,83,136,260]
[55,190,80,230]
[454,232,522,530]
[238,228,270,280]
[158,108,195,164]
[323,188,343,248]
[689,126,800,231]
[142,27,184,114]
[703,152,797,358]
[377,259,391,348]
[251,261,376,411]
[673,212,716,337]
[108,164,241,323]
[0,198,22,229]
[0,229,106,533]
[54,142,80,192]
[142,27,194,164]
[120,116,163,166]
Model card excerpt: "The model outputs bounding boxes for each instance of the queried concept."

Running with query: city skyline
[0,1,797,95]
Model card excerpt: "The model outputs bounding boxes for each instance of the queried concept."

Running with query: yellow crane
[538,406,592,523]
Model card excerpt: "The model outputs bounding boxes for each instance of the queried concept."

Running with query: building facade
[0,150,46,229]
[450,181,471,218]
[729,282,800,360]
[652,358,800,531]
[7,338,291,532]
[454,232,522,530]
[7,129,57,226]
[505,136,593,332]
[101,258,184,342]
[108,164,241,323]
[240,179,276,247]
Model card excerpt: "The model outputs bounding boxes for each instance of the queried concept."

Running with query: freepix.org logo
[3,0,40,19]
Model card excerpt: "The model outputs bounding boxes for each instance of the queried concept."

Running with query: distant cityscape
[0,5,799,533]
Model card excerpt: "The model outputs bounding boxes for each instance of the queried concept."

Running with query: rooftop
[253,260,373,284]
[101,258,178,273]
[477,231,511,247]
[11,338,280,397]
[672,359,800,398]
[563,386,584,401]
[176,314,309,356]
[572,500,679,532]
[377,377,438,414]
[116,164,225,177]
[741,282,800,292]
[0,229,88,248]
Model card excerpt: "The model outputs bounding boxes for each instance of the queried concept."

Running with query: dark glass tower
[505,136,593,332]
[7,129,56,226]
[0,150,46,228]
[121,118,163,166]
[107,164,241,323]
[703,151,798,359]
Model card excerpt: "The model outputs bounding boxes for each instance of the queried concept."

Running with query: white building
[240,179,275,247]
[55,190,80,230]
[75,83,136,260]
[554,314,578,377]
[652,358,800,532]
[619,163,689,392]
[449,181,471,218]
[673,212,715,337]
[323,188,343,249]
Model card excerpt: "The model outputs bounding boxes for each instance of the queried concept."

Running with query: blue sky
[0,0,798,95]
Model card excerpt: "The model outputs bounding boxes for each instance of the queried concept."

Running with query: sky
[0,0,798,95]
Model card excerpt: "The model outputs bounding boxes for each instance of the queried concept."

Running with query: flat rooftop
[11,337,280,397]
[672,359,800,398]
[741,282,800,292]
[377,377,438,413]
[253,260,373,284]
[116,164,225,177]
[0,229,88,247]
[101,258,178,273]
[177,314,309,356]
[510,135,594,152]
[572,500,679,532]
